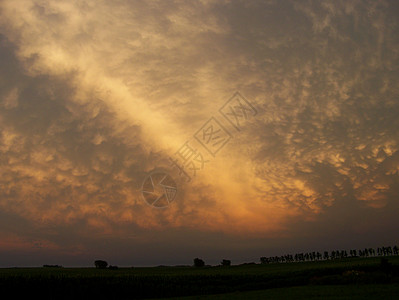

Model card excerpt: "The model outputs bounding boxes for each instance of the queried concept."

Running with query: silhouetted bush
[108,265,118,270]
[221,259,231,266]
[94,260,108,269]
[240,262,256,265]
[193,258,205,267]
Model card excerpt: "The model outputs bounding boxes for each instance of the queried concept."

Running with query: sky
[0,0,398,267]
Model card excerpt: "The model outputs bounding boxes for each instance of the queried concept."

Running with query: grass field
[166,284,399,300]
[1,256,398,299]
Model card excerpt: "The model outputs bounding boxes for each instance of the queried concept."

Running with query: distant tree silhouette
[260,257,268,264]
[193,258,205,267]
[221,259,231,266]
[259,244,397,267]
[94,260,108,269]
[108,265,118,270]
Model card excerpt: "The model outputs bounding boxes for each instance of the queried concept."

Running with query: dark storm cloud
[0,34,157,235]
[226,0,399,210]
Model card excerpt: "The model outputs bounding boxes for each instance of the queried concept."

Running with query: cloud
[0,0,398,265]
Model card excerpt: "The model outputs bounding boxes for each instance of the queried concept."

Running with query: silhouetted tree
[221,259,231,266]
[94,260,108,269]
[364,248,369,257]
[259,244,396,266]
[108,265,118,270]
[193,258,205,267]
[260,257,268,264]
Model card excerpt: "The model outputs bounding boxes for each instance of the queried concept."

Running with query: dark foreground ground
[1,256,398,299]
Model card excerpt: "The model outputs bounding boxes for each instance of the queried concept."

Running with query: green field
[1,256,398,299]
[167,284,399,300]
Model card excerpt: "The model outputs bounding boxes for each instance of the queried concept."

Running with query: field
[1,256,398,299]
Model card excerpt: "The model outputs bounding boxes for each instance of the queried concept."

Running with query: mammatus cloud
[0,0,398,265]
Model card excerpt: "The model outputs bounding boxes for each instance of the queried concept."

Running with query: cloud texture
[0,0,398,266]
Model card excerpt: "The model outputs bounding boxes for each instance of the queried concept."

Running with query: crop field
[1,256,398,299]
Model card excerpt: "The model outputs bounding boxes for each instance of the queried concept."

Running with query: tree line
[92,245,398,269]
[260,245,398,264]
[194,246,398,267]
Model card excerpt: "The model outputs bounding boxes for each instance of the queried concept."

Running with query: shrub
[193,258,205,267]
